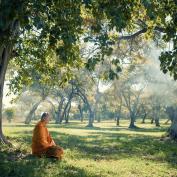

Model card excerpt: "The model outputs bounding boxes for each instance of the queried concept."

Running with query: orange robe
[32,121,63,159]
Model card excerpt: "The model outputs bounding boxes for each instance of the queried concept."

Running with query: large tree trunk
[168,108,177,139]
[129,118,135,128]
[0,19,20,144]
[129,112,136,128]
[0,45,11,144]
[87,109,94,127]
[155,116,160,127]
[25,101,42,124]
[166,106,175,124]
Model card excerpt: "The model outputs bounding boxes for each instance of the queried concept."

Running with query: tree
[69,80,94,127]
[24,86,50,124]
[122,84,144,128]
[139,103,149,124]
[0,1,176,144]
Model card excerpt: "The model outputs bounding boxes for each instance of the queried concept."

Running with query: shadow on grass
[3,124,35,128]
[0,154,99,177]
[7,125,177,170]
[3,121,169,133]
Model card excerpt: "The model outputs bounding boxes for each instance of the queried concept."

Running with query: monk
[32,112,64,160]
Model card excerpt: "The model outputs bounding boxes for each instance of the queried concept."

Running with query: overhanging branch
[118,26,165,41]
[118,28,147,40]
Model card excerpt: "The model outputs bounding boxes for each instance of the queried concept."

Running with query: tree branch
[118,26,165,41]
[118,28,147,40]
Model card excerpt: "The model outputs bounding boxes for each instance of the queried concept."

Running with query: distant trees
[148,95,162,127]
[24,78,52,124]
[139,103,149,124]
[4,108,15,123]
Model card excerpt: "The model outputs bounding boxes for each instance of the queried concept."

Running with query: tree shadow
[0,154,99,177]
[128,127,168,132]
[8,127,177,170]
[55,131,177,168]
[3,124,35,128]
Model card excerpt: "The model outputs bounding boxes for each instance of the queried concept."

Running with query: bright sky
[3,81,16,108]
[99,81,112,93]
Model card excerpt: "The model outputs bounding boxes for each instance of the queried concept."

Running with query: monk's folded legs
[45,145,64,160]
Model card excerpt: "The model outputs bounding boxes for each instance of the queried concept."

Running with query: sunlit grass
[1,120,177,177]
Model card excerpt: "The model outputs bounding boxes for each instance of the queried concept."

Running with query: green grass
[1,120,177,177]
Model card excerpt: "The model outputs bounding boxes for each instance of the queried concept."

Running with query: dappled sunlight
[2,121,177,163]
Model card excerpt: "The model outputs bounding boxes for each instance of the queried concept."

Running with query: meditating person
[32,112,64,159]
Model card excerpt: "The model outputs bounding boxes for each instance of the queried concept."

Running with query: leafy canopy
[0,0,176,93]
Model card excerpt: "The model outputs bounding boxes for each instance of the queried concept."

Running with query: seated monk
[32,112,64,160]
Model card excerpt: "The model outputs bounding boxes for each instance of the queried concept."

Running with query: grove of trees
[0,0,176,144]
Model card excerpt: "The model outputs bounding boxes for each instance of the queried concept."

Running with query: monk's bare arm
[48,134,56,146]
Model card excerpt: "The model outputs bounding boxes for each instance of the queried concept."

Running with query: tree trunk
[0,45,11,144]
[80,94,94,127]
[169,109,177,139]
[97,114,101,123]
[61,98,72,123]
[141,113,147,124]
[151,118,154,124]
[154,108,160,127]
[166,106,175,124]
[164,119,170,124]
[129,112,136,128]
[60,90,73,123]
[116,103,122,126]
[25,101,42,124]
[75,89,94,127]
[115,111,120,126]
[155,120,160,126]
[71,83,94,127]
[87,109,94,127]
[55,97,65,124]
[94,80,99,123]
[0,19,19,144]
[116,114,120,126]
[78,104,84,122]
[129,118,135,128]
[65,102,71,123]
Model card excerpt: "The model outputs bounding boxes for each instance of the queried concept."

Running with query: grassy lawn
[1,120,177,177]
